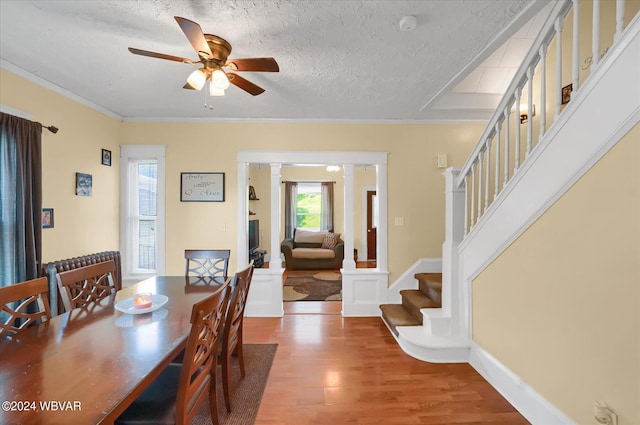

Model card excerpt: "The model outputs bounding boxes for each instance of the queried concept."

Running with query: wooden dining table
[0,275,229,425]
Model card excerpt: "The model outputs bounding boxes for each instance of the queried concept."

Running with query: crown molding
[1,59,123,121]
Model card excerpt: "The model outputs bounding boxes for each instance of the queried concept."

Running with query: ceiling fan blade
[128,47,196,64]
[226,57,279,72]
[183,82,196,90]
[228,73,265,96]
[174,16,213,60]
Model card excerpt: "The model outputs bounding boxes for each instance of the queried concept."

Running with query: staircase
[380,273,441,336]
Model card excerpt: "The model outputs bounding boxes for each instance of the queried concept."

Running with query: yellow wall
[0,69,122,261]
[248,164,271,251]
[249,165,376,262]
[472,124,640,424]
[1,68,482,281]
[122,121,482,279]
[353,166,377,259]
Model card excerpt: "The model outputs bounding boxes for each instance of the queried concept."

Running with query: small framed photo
[76,172,93,196]
[101,149,112,166]
[561,83,573,105]
[180,172,225,202]
[42,208,54,228]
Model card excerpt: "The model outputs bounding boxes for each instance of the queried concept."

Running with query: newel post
[442,167,465,335]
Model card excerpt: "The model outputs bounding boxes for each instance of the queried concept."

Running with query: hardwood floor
[243,309,529,424]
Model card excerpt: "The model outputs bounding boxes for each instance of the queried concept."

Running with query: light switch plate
[436,153,448,168]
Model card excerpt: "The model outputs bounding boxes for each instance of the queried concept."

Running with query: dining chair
[220,262,255,412]
[185,249,230,277]
[56,260,117,312]
[115,283,231,425]
[0,277,51,338]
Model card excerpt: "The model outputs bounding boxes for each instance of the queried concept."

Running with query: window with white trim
[120,146,166,277]
[296,183,321,230]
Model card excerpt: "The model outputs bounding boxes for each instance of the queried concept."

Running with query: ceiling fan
[128,16,279,96]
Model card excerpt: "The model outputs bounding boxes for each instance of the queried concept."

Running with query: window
[296,183,321,230]
[120,146,165,277]
[133,161,157,272]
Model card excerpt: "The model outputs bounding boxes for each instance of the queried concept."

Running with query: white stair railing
[456,0,636,237]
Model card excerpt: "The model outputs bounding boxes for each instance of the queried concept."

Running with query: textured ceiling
[0,1,549,122]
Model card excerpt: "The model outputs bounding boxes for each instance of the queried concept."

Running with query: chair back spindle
[184,249,230,277]
[220,263,255,412]
[0,277,52,338]
[176,285,231,424]
[56,261,117,312]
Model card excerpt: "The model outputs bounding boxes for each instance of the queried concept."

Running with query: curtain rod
[0,110,58,134]
[37,122,59,134]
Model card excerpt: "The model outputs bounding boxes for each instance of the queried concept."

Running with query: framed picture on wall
[101,149,112,166]
[180,172,225,202]
[42,208,54,228]
[76,172,93,196]
[561,84,572,105]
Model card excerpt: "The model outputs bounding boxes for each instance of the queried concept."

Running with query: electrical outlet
[394,217,404,226]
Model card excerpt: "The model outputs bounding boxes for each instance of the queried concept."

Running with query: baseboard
[469,343,574,425]
[387,258,442,303]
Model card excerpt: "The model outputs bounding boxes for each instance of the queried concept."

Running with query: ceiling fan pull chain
[203,89,213,110]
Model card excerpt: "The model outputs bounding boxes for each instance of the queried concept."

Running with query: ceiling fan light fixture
[212,69,230,90]
[209,80,225,96]
[187,69,206,90]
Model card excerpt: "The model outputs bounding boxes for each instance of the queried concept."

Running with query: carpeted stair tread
[380,304,421,335]
[401,289,440,312]
[414,273,442,306]
[414,273,442,292]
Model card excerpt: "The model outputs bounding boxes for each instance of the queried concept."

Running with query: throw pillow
[321,232,341,250]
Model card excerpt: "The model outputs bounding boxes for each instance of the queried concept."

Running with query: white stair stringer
[388,323,470,363]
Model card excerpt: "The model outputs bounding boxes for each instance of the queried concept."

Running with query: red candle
[133,293,152,309]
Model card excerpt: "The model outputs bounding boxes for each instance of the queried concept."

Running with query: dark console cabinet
[250,249,266,268]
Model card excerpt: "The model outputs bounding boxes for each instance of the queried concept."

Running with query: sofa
[280,228,344,270]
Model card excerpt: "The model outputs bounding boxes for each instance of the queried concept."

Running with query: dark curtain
[284,181,298,238]
[0,112,43,289]
[320,182,334,232]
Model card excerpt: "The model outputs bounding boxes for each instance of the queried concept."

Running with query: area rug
[283,270,342,301]
[192,343,277,425]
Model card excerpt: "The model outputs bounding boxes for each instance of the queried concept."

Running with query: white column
[237,161,249,268]
[503,108,510,188]
[342,164,356,271]
[463,175,469,235]
[555,17,563,119]
[494,122,500,199]
[514,89,521,170]
[572,0,580,92]
[269,164,282,271]
[539,44,547,137]
[375,162,388,273]
[470,164,476,229]
[484,140,491,213]
[526,67,534,156]
[592,0,601,67]
[442,167,464,320]
[615,0,625,42]
[477,151,483,219]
